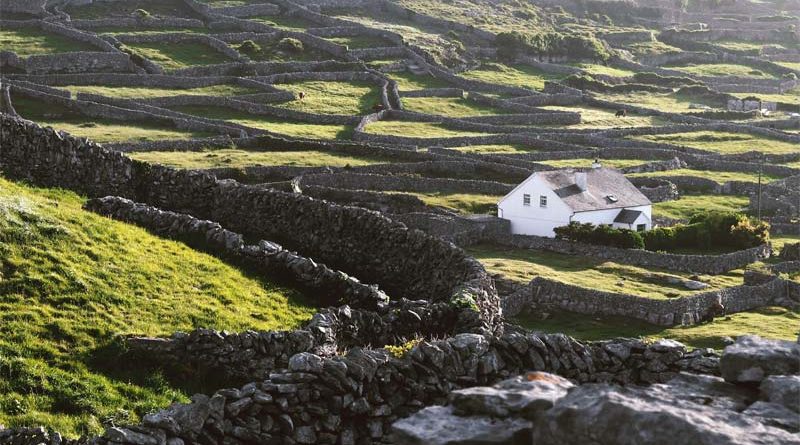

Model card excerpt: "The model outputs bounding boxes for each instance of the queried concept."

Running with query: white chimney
[592,158,602,169]
[575,171,588,192]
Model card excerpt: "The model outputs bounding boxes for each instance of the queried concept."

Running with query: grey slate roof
[537,168,651,212]
[614,209,643,224]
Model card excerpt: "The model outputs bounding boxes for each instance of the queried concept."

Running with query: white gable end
[497,174,573,237]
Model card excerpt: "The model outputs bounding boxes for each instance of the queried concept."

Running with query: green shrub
[554,222,644,249]
[641,211,769,251]
[495,30,610,62]
[278,37,304,53]
[238,40,261,54]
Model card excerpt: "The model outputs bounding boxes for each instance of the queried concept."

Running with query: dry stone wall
[0,114,500,329]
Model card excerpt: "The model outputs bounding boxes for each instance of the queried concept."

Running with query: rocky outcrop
[391,336,800,445]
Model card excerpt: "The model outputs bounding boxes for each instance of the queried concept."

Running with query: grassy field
[249,15,318,31]
[514,306,800,350]
[168,105,352,139]
[633,131,800,155]
[401,96,507,117]
[363,120,492,137]
[0,178,315,437]
[325,35,391,49]
[124,42,232,71]
[450,144,536,154]
[60,84,257,99]
[12,96,213,144]
[389,72,452,91]
[273,80,381,115]
[653,194,750,220]
[0,27,99,57]
[597,91,720,113]
[467,244,742,299]
[410,192,502,214]
[628,169,778,184]
[538,158,644,169]
[571,63,636,77]
[129,149,390,168]
[539,106,669,129]
[667,63,776,78]
[772,235,800,255]
[460,63,561,91]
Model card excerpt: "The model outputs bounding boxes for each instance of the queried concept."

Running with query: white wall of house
[574,205,652,231]
[497,175,573,237]
[498,173,653,237]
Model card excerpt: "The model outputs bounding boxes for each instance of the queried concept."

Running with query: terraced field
[1,0,799,442]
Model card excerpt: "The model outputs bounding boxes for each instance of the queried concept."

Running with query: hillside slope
[0,177,316,436]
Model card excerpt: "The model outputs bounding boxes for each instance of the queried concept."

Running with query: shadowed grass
[633,131,800,155]
[129,149,391,168]
[0,27,99,57]
[12,96,214,143]
[0,177,315,437]
[628,169,779,184]
[169,105,353,140]
[514,307,800,350]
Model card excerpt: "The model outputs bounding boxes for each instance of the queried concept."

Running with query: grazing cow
[615,109,627,117]
[297,91,305,100]
[372,103,385,113]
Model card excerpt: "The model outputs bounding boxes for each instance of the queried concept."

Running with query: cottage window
[637,224,646,232]
[523,194,531,206]
[539,195,547,207]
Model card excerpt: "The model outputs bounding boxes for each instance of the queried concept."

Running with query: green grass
[570,63,636,77]
[401,96,507,117]
[60,84,257,99]
[772,235,800,255]
[460,63,561,91]
[363,120,491,138]
[129,149,389,168]
[597,91,720,113]
[539,105,669,129]
[249,15,317,31]
[169,105,352,139]
[124,42,231,71]
[514,306,800,350]
[538,158,645,169]
[0,177,315,437]
[775,61,800,71]
[450,144,535,154]
[668,63,776,78]
[409,192,502,214]
[0,27,98,57]
[389,72,452,91]
[325,36,390,49]
[628,169,778,184]
[731,87,800,106]
[633,131,800,155]
[467,243,742,299]
[653,194,750,220]
[273,80,381,115]
[12,97,213,144]
[393,0,547,34]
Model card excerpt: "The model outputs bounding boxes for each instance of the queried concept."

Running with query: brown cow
[615,109,627,117]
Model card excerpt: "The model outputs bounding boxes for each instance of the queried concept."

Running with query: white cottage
[497,163,652,237]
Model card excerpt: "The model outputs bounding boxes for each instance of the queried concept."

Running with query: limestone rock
[391,405,532,445]
[720,336,800,383]
[450,372,573,419]
[760,375,800,413]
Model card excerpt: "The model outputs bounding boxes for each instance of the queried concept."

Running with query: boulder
[450,372,574,419]
[391,405,532,445]
[760,375,800,413]
[720,336,800,383]
[536,383,800,445]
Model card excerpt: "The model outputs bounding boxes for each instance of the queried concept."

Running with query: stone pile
[392,335,800,445]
